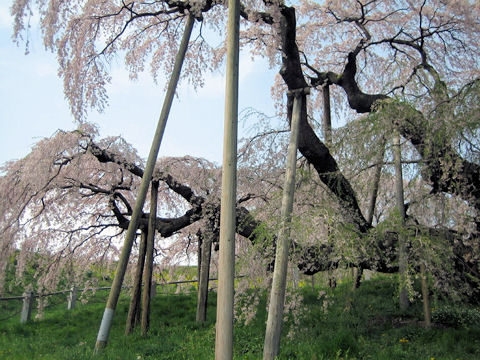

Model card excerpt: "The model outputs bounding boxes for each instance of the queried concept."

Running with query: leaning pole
[263,90,306,360]
[393,131,409,311]
[94,14,195,352]
[214,0,240,358]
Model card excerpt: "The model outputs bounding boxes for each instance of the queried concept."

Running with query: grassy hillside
[1,276,479,359]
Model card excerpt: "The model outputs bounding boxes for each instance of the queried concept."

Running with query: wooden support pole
[197,233,202,283]
[366,140,386,226]
[20,291,33,324]
[352,139,386,290]
[141,181,158,335]
[322,84,332,147]
[197,231,213,323]
[263,93,303,360]
[420,263,431,328]
[125,230,147,335]
[393,132,409,311]
[94,14,195,352]
[215,0,239,357]
[67,286,77,310]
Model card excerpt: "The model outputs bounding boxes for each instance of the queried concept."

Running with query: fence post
[68,286,78,310]
[20,291,34,324]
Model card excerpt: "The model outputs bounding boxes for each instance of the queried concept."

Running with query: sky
[0,1,277,168]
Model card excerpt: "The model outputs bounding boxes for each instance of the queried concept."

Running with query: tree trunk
[264,92,303,360]
[141,181,158,335]
[352,267,362,290]
[393,132,409,311]
[94,14,195,351]
[125,230,147,335]
[196,230,213,323]
[215,0,239,357]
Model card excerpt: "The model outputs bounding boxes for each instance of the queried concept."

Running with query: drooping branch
[279,5,480,215]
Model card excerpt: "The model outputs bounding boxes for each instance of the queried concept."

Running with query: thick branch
[278,6,370,232]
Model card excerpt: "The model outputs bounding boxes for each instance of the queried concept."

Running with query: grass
[1,276,479,359]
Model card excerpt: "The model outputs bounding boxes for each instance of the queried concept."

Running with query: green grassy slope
[1,277,479,359]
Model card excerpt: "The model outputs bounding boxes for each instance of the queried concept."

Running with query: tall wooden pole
[393,132,409,311]
[196,231,213,323]
[94,15,194,351]
[366,140,386,226]
[321,84,338,287]
[125,230,147,335]
[214,0,239,357]
[263,91,304,360]
[322,84,332,147]
[141,180,158,335]
[420,263,431,327]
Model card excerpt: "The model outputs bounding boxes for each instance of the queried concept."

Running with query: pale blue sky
[0,1,277,167]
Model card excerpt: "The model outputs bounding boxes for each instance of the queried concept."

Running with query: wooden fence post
[67,286,78,310]
[20,291,33,324]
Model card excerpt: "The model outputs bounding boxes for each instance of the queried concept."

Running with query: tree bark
[125,230,147,335]
[270,5,370,234]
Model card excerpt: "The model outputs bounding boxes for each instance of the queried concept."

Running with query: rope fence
[0,277,228,324]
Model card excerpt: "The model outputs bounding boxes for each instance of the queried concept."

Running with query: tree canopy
[4,0,480,302]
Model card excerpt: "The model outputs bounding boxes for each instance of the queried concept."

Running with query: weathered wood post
[263,89,307,360]
[393,132,409,311]
[20,291,34,324]
[94,14,195,352]
[352,139,386,289]
[420,262,431,328]
[197,230,213,323]
[215,0,239,356]
[365,140,386,226]
[321,83,337,289]
[322,83,332,147]
[67,286,78,310]
[141,180,158,335]
[125,230,147,335]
